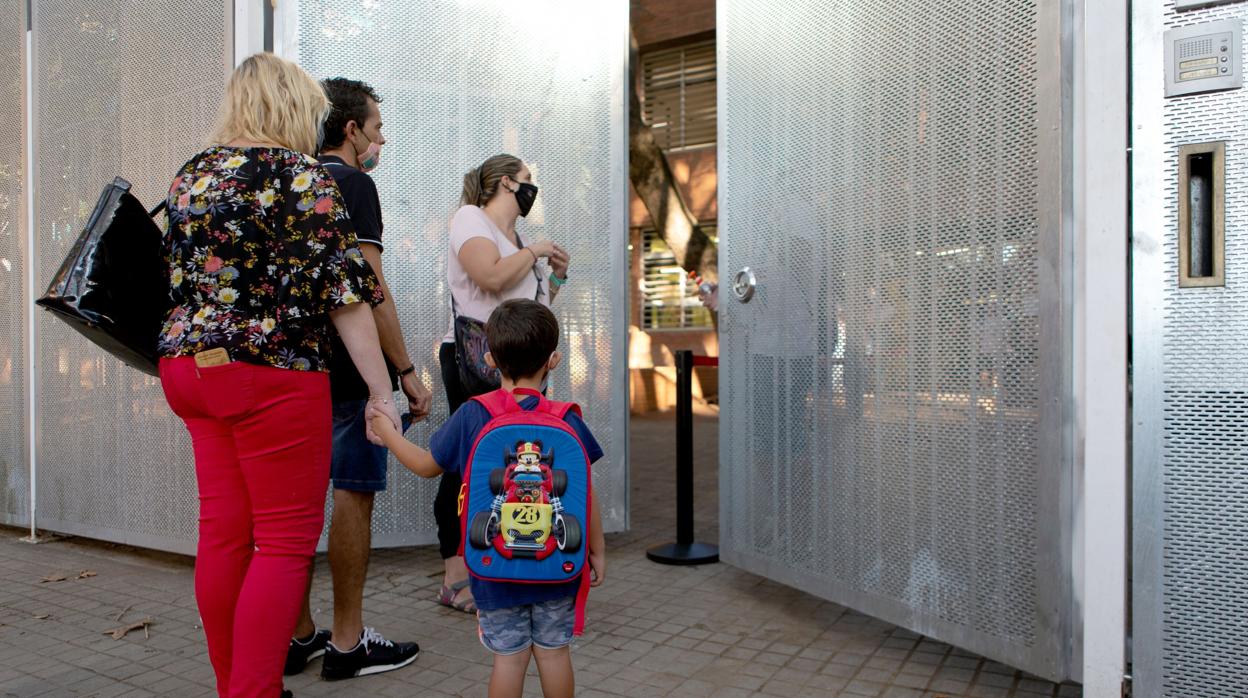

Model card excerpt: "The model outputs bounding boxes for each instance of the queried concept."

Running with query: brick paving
[0,414,1081,697]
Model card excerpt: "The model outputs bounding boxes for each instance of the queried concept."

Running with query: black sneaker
[320,627,420,681]
[284,628,330,676]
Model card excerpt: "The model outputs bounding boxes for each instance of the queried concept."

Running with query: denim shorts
[329,399,388,492]
[477,596,576,655]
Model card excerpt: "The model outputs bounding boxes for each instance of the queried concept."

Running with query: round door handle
[732,267,756,303]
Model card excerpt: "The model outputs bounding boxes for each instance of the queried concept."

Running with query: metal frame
[1038,0,1079,678]
[0,0,34,534]
[1131,0,1168,687]
[23,1,32,540]
[612,0,632,533]
[1074,0,1129,691]
[234,0,264,65]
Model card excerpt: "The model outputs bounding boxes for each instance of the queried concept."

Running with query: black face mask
[510,181,539,217]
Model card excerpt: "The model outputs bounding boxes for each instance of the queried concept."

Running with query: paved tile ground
[0,414,1081,697]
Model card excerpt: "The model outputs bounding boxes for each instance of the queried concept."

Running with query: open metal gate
[717,0,1077,680]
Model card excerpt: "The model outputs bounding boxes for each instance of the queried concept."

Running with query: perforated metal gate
[1132,2,1248,696]
[30,1,232,552]
[717,0,1076,680]
[0,0,27,527]
[278,0,630,541]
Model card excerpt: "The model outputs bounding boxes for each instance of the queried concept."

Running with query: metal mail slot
[1177,141,1226,288]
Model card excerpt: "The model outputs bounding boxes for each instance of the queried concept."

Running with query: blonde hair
[211,53,329,155]
[461,154,524,207]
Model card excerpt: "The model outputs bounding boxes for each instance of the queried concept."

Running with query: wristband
[548,272,566,288]
[526,248,538,263]
[397,365,416,378]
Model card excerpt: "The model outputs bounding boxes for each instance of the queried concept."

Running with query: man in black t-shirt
[285,78,430,682]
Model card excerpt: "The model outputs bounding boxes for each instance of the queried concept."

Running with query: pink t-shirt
[443,205,549,343]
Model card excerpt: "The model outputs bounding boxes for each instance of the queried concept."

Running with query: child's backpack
[459,387,593,632]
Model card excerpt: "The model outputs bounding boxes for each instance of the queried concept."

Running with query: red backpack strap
[572,486,593,636]
[509,387,582,420]
[470,388,522,418]
[545,400,581,420]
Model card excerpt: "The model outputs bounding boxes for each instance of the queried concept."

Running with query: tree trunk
[628,32,718,284]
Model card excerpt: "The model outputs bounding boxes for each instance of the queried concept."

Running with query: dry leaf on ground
[103,618,153,640]
[39,573,66,583]
[77,570,97,579]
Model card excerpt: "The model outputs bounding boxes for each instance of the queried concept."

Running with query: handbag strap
[512,236,543,302]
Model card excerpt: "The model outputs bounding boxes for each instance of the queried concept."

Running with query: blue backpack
[459,388,593,632]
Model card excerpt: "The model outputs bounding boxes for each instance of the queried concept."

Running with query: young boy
[372,299,605,698]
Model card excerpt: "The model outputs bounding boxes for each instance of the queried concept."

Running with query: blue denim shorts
[330,399,388,492]
[477,596,576,655]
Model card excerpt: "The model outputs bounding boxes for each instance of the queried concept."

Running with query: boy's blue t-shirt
[430,395,603,611]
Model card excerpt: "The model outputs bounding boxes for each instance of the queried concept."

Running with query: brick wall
[632,0,715,48]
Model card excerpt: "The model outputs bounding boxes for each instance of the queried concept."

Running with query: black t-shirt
[322,155,399,403]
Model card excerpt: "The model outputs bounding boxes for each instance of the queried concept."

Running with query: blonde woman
[157,53,399,698]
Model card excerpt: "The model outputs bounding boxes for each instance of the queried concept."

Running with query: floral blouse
[158,146,382,372]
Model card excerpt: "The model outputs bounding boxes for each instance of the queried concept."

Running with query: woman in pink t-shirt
[434,154,570,613]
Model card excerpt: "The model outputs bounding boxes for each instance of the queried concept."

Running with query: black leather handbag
[452,297,502,395]
[450,251,545,396]
[36,177,170,377]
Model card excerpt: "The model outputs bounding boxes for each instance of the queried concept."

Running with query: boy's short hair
[486,300,559,380]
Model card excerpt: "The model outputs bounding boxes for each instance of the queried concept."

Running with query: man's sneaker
[320,627,420,681]
[284,629,330,676]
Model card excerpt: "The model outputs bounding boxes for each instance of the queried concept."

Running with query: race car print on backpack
[460,388,593,593]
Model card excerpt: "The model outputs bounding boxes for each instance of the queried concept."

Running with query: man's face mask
[354,130,381,172]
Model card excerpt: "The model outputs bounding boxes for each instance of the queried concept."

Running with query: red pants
[161,357,329,698]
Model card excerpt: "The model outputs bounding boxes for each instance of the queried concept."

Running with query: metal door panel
[718,0,1075,679]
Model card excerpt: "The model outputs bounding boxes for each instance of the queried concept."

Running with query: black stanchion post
[675,348,694,546]
[647,350,719,565]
